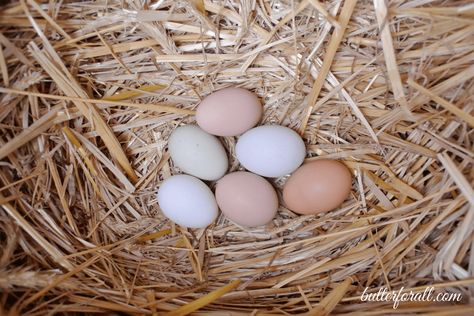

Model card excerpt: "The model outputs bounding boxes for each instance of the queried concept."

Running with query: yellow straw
[163,280,241,316]
[102,84,166,101]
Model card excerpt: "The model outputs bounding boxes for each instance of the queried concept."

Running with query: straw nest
[0,0,473,315]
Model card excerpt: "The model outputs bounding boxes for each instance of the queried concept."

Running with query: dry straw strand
[163,279,241,316]
[373,0,410,117]
[300,0,357,134]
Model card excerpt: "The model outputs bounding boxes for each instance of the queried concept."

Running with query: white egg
[168,125,228,181]
[236,125,306,178]
[157,175,218,228]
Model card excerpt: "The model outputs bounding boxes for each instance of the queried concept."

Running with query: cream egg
[235,125,306,178]
[283,160,352,215]
[215,172,278,227]
[157,174,218,228]
[196,87,262,136]
[168,125,228,181]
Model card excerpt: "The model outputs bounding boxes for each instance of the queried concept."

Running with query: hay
[0,0,473,314]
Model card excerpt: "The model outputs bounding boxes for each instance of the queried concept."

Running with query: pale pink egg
[196,87,262,137]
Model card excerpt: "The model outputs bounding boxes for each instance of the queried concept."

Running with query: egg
[157,174,218,228]
[282,160,352,215]
[196,87,262,136]
[168,125,228,181]
[215,172,278,227]
[236,125,306,178]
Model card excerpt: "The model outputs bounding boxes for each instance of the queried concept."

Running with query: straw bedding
[0,0,473,315]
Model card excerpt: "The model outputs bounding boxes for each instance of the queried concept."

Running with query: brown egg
[196,87,262,136]
[282,160,352,215]
[215,171,278,227]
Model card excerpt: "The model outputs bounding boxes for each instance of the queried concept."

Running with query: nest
[0,0,473,315]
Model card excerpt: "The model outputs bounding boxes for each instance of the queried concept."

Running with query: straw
[0,0,473,314]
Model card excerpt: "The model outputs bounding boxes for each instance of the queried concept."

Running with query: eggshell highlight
[236,125,306,178]
[157,175,218,228]
[283,160,352,215]
[196,87,262,136]
[168,125,228,181]
[216,172,278,227]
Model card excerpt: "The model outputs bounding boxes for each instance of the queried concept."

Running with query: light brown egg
[215,171,278,227]
[282,160,352,215]
[196,87,262,136]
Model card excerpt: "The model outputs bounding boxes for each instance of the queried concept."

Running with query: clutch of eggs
[157,87,353,229]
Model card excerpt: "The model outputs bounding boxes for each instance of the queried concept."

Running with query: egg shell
[168,125,228,181]
[216,171,278,227]
[282,160,352,215]
[196,87,262,136]
[236,125,306,178]
[157,174,218,228]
